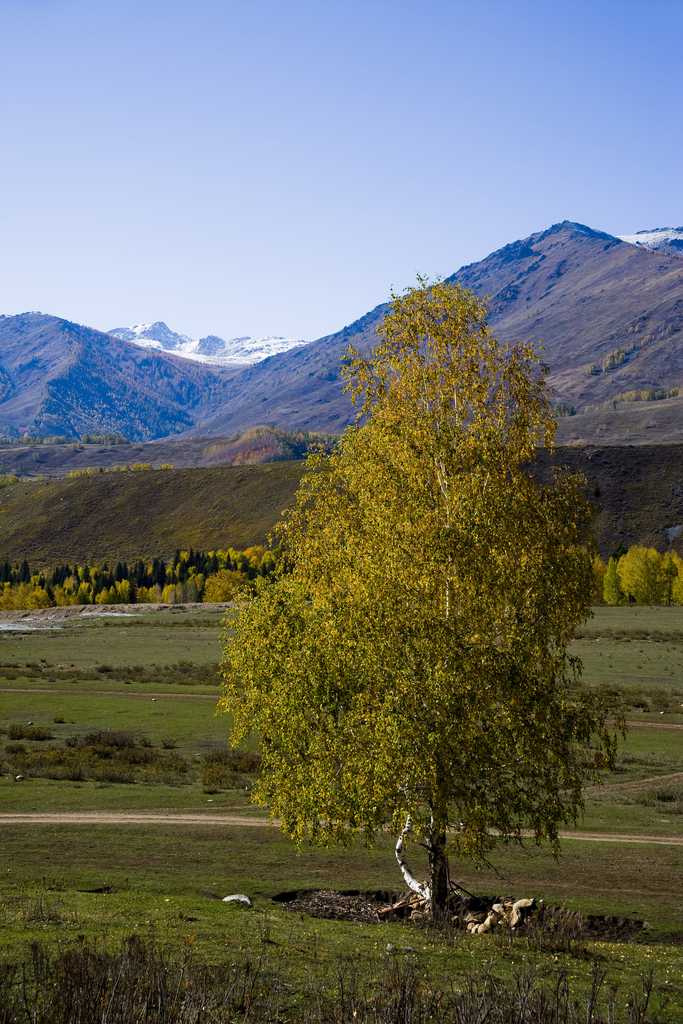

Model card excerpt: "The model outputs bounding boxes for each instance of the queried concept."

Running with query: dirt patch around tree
[272,888,657,943]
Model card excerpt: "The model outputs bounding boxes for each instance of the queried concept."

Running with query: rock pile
[379,893,536,931]
[456,897,536,934]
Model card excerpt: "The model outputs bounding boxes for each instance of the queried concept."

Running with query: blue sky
[0,0,681,341]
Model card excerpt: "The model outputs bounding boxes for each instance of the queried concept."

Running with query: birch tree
[220,279,621,917]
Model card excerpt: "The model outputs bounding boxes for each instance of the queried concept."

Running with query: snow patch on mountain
[617,227,683,256]
[107,321,309,366]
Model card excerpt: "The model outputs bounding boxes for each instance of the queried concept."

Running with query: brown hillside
[2,444,683,570]
[0,426,333,480]
[0,462,304,569]
[534,444,683,559]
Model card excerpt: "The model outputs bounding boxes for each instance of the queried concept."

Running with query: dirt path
[1,812,682,844]
[0,813,271,826]
[586,771,683,796]
[0,688,217,700]
[607,719,683,730]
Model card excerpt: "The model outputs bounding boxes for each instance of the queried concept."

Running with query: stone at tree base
[510,898,536,928]
[222,894,252,906]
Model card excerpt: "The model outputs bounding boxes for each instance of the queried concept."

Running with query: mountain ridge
[177,220,683,438]
[2,219,683,443]
[0,313,236,441]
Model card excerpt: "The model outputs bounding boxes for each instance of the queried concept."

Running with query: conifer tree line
[594,544,683,605]
[4,539,683,611]
[0,546,279,609]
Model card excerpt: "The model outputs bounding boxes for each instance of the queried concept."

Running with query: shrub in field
[202,747,262,792]
[79,730,136,748]
[6,724,52,741]
[4,731,190,785]
[637,784,683,812]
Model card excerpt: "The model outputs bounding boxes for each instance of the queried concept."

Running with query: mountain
[108,321,309,366]
[0,313,235,442]
[617,227,683,258]
[3,220,683,445]
[177,220,683,439]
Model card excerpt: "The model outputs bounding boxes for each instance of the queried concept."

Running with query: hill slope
[0,426,334,479]
[182,221,683,438]
[0,462,304,568]
[0,313,236,442]
[3,445,683,568]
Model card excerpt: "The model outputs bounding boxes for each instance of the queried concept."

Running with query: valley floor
[1,605,683,1019]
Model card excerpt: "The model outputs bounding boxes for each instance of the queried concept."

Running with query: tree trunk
[427,779,450,919]
[395,815,450,920]
[427,830,449,920]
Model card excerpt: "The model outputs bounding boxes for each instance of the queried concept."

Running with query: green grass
[578,607,683,635]
[1,826,683,1019]
[3,604,683,1018]
[0,609,226,667]
[0,461,303,568]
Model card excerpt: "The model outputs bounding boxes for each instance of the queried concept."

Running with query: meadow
[1,605,683,1020]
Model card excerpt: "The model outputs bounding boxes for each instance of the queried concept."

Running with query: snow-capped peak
[617,227,683,256]
[108,322,193,351]
[107,322,309,366]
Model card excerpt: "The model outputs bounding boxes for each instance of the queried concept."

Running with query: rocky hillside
[179,221,683,439]
[3,221,683,443]
[534,444,683,559]
[0,313,235,441]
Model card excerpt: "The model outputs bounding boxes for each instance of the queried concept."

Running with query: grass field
[2,605,683,1020]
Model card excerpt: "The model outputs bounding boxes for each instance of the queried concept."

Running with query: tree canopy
[219,278,621,915]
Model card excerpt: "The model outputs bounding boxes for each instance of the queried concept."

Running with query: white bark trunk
[395,817,431,899]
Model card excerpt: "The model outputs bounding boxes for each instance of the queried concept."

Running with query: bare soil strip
[0,813,271,826]
[0,603,230,624]
[586,771,683,796]
[607,719,683,731]
[0,688,217,699]
[0,813,682,845]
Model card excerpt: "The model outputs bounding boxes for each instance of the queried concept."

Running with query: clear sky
[0,0,681,342]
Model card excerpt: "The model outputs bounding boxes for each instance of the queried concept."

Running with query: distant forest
[0,546,277,609]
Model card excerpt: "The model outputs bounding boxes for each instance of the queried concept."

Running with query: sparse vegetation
[4,729,192,784]
[602,347,628,372]
[0,934,667,1024]
[607,388,679,407]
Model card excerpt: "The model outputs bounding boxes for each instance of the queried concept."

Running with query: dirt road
[1,812,682,845]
